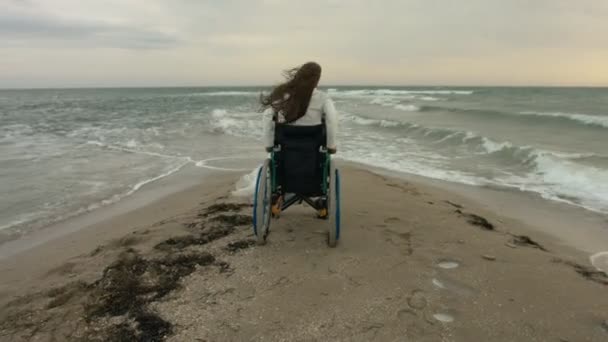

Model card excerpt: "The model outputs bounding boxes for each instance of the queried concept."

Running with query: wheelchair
[252,123,341,247]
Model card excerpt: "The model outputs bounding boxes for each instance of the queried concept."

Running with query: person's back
[261,62,338,153]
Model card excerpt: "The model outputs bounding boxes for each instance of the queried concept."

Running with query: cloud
[0,1,179,49]
[0,0,607,87]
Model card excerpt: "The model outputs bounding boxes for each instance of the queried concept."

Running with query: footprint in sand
[384,217,401,224]
[397,308,417,320]
[383,229,413,255]
[406,289,428,310]
[437,259,460,269]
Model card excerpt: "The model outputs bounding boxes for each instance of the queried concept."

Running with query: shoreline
[1,163,607,341]
[350,161,608,254]
[0,164,247,259]
[2,160,607,261]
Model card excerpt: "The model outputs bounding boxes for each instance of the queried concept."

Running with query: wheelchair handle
[269,145,331,154]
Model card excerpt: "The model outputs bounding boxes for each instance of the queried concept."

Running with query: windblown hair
[260,62,322,123]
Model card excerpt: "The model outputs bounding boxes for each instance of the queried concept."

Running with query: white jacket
[263,89,338,149]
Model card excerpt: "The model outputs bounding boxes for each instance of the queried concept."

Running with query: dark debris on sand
[225,239,256,253]
[455,209,495,230]
[86,250,216,318]
[199,203,251,218]
[511,235,548,252]
[445,200,464,209]
[82,249,217,341]
[187,202,251,229]
[80,204,251,340]
[186,209,252,231]
[1,201,250,342]
[39,249,215,341]
[211,214,252,226]
[155,225,236,251]
[46,281,88,309]
[552,258,608,286]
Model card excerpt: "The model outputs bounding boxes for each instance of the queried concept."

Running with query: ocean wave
[181,91,259,97]
[517,153,608,212]
[343,114,523,157]
[232,167,261,198]
[0,211,48,232]
[341,135,608,213]
[105,161,191,204]
[430,129,603,165]
[84,139,179,159]
[338,152,485,187]
[0,124,35,142]
[590,252,608,274]
[171,107,608,213]
[419,96,441,101]
[341,113,405,128]
[208,108,263,138]
[418,105,608,129]
[328,89,474,97]
[343,112,606,165]
[67,125,170,150]
[370,97,399,106]
[394,104,420,112]
[342,114,381,126]
[368,95,434,112]
[518,111,608,129]
[428,130,608,212]
[212,108,228,116]
[0,159,191,235]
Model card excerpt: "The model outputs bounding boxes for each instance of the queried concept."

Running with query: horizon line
[2,84,608,91]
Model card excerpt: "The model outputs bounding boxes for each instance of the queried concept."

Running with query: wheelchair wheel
[327,163,341,247]
[253,159,272,245]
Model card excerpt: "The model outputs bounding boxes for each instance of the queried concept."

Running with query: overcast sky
[1,0,607,88]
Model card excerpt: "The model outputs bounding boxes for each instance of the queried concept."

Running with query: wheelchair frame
[253,145,341,247]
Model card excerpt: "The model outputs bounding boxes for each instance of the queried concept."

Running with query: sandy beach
[3,0,608,340]
[1,164,607,342]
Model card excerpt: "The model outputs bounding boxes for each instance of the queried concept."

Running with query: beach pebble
[457,239,465,244]
[437,260,460,269]
[482,255,496,261]
[432,278,445,289]
[602,320,608,332]
[505,242,517,248]
[433,313,454,323]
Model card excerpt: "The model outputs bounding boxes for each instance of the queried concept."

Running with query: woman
[261,62,338,153]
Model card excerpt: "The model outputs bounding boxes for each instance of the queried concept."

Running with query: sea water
[1,86,607,242]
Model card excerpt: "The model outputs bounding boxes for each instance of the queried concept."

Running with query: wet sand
[1,165,607,341]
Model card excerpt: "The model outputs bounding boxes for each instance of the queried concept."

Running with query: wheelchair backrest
[273,123,327,196]
[274,123,326,149]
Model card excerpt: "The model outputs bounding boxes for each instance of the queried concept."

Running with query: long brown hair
[260,62,322,123]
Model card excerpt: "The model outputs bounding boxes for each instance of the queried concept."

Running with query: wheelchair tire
[327,163,341,247]
[253,159,272,245]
